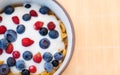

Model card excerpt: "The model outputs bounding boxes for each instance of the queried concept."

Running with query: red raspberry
[12,51,20,59]
[22,38,34,47]
[47,22,56,30]
[29,65,37,73]
[5,43,14,54]
[0,16,2,22]
[0,25,7,34]
[34,21,44,30]
[30,10,38,17]
[33,52,42,63]
[0,48,3,55]
[12,16,20,24]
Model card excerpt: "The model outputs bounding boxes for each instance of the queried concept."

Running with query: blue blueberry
[22,14,31,21]
[39,6,50,14]
[23,51,33,61]
[52,60,59,67]
[22,69,30,75]
[44,62,53,72]
[0,64,10,75]
[4,29,17,42]
[43,52,53,62]
[16,25,25,34]
[4,5,14,15]
[54,52,63,61]
[7,57,16,67]
[49,30,59,39]
[39,38,50,49]
[0,38,9,50]
[25,4,31,8]
[16,60,25,70]
[39,27,48,36]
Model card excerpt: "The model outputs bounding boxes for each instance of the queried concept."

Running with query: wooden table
[56,0,120,75]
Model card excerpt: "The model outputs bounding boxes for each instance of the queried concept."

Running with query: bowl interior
[0,0,74,75]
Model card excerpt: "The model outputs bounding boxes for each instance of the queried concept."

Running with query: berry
[39,27,48,36]
[0,25,7,34]
[30,10,38,17]
[22,38,34,47]
[44,62,53,72]
[4,5,14,15]
[33,52,42,63]
[47,22,56,30]
[7,57,16,67]
[23,51,33,61]
[52,60,59,67]
[25,4,31,8]
[22,69,30,75]
[54,52,63,61]
[43,52,53,62]
[0,16,2,22]
[12,51,20,59]
[39,6,50,14]
[34,21,44,30]
[0,38,8,50]
[12,16,20,24]
[22,14,31,21]
[16,25,25,34]
[4,29,17,42]
[29,65,37,73]
[16,60,25,70]
[5,43,13,54]
[39,38,50,49]
[49,30,59,39]
[0,64,10,75]
[0,48,3,55]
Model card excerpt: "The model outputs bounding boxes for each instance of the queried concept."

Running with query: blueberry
[43,52,53,62]
[52,60,59,67]
[22,14,31,21]
[39,6,50,14]
[16,60,25,70]
[16,25,25,34]
[39,27,48,36]
[0,64,10,75]
[39,38,50,49]
[4,5,14,15]
[4,29,17,42]
[23,51,33,61]
[49,30,59,39]
[0,38,8,50]
[22,69,30,75]
[54,52,63,61]
[44,62,53,72]
[25,4,31,8]
[7,57,16,67]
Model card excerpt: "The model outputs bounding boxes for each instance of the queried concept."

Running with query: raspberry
[0,16,2,22]
[22,38,34,47]
[5,43,14,54]
[0,25,7,34]
[34,21,44,30]
[29,65,37,73]
[0,48,3,55]
[12,16,20,24]
[47,22,56,30]
[30,10,38,17]
[33,52,42,63]
[12,51,20,59]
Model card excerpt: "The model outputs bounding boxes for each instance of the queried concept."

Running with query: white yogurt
[0,3,65,74]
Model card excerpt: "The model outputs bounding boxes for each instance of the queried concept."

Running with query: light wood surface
[56,0,120,75]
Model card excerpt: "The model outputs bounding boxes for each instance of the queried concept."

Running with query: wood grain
[56,0,120,75]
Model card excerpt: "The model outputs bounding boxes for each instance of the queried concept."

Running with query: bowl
[0,0,75,75]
